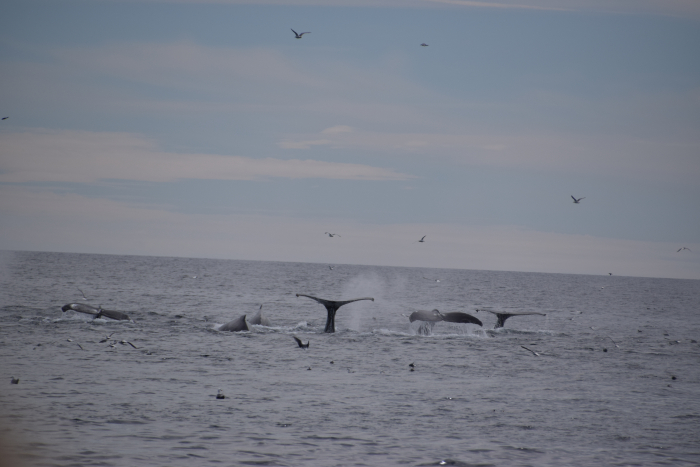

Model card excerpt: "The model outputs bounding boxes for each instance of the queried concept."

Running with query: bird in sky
[1,117,8,120]
[291,29,310,39]
[418,235,426,243]
[420,43,429,47]
[677,247,691,252]
[325,232,340,237]
[571,196,585,204]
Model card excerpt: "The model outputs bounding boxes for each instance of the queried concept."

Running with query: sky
[0,0,699,279]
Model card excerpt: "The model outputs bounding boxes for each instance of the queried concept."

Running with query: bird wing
[293,336,303,347]
[291,28,298,35]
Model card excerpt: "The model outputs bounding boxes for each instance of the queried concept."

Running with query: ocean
[1,250,699,466]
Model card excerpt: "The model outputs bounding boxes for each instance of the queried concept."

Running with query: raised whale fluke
[62,303,131,321]
[296,294,374,333]
[477,309,546,329]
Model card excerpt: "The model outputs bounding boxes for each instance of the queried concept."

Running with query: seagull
[677,247,691,252]
[521,345,540,357]
[77,288,88,300]
[418,235,426,243]
[325,232,340,238]
[291,29,310,39]
[420,43,429,47]
[423,277,440,282]
[216,389,226,399]
[571,196,585,204]
[11,377,19,384]
[1,117,8,121]
[328,265,334,270]
[293,336,310,349]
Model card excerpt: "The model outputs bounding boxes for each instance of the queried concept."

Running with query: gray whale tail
[477,309,546,329]
[296,294,374,333]
[62,303,131,321]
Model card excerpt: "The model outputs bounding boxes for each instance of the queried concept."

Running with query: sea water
[1,251,699,466]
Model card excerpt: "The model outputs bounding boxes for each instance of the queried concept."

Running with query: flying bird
[325,232,340,238]
[677,247,691,252]
[293,336,309,349]
[1,117,8,120]
[291,29,310,39]
[418,236,426,243]
[571,196,585,204]
[77,288,88,300]
[420,43,429,47]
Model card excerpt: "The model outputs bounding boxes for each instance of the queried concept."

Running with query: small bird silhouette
[418,236,426,243]
[677,247,691,252]
[1,117,8,121]
[293,336,309,349]
[216,389,225,399]
[11,377,19,384]
[420,43,429,47]
[291,29,310,39]
[571,196,585,204]
[325,232,340,238]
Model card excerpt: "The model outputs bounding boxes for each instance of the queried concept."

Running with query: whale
[476,309,546,329]
[247,305,271,326]
[409,309,482,326]
[219,314,249,332]
[408,309,482,335]
[62,303,131,321]
[296,294,374,333]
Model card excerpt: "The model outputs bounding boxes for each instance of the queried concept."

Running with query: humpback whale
[247,305,271,326]
[409,309,482,326]
[62,303,131,321]
[296,294,374,333]
[219,314,249,332]
[408,309,482,335]
[477,309,546,329]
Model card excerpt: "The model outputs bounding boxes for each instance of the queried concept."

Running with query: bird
[571,196,585,204]
[420,43,429,47]
[677,247,691,252]
[11,377,19,384]
[1,117,8,121]
[328,265,334,270]
[77,288,88,300]
[325,232,340,237]
[293,336,309,349]
[216,389,225,399]
[418,236,426,243]
[423,277,440,282]
[291,29,310,39]
[521,345,539,356]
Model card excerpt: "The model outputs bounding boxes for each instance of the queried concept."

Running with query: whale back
[247,308,271,327]
[441,312,483,326]
[62,303,99,315]
[219,314,249,332]
[409,309,443,323]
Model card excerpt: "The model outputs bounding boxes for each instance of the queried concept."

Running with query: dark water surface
[1,251,699,466]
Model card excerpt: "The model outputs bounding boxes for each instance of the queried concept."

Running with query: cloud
[278,127,700,184]
[0,129,413,183]
[107,0,700,17]
[1,185,697,279]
